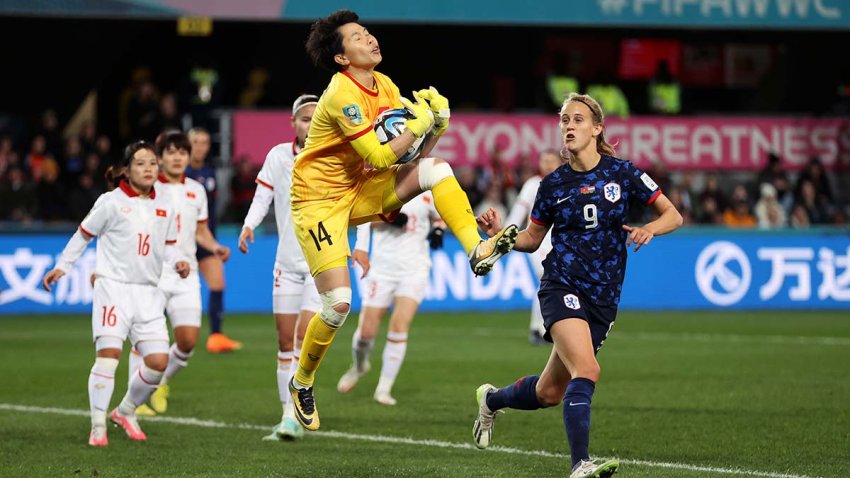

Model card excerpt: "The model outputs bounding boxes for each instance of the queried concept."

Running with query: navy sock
[563,377,596,469]
[485,375,542,411]
[209,290,223,334]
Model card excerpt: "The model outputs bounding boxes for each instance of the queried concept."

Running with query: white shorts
[159,269,202,328]
[530,245,550,278]
[360,271,429,308]
[273,263,321,315]
[91,278,168,345]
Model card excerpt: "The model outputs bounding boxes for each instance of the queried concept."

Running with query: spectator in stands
[228,155,258,222]
[794,156,834,207]
[676,171,698,218]
[182,52,223,131]
[474,182,508,225]
[477,145,517,197]
[62,136,85,181]
[794,179,831,224]
[789,203,811,229]
[756,152,792,211]
[698,172,728,214]
[36,159,66,221]
[648,60,681,115]
[68,172,101,222]
[94,134,114,166]
[754,183,786,229]
[665,186,692,224]
[26,135,51,183]
[128,79,161,141]
[79,121,98,156]
[586,71,629,118]
[696,195,723,224]
[0,167,36,222]
[238,67,271,108]
[0,134,17,179]
[83,152,107,193]
[831,206,848,226]
[722,185,757,228]
[155,92,183,134]
[456,165,483,210]
[516,153,537,186]
[36,109,62,157]
[544,50,580,110]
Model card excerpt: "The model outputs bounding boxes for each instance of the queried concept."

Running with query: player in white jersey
[336,191,443,405]
[505,149,565,345]
[42,140,190,447]
[238,94,321,440]
[126,131,231,417]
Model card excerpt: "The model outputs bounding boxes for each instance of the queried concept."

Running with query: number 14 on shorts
[309,221,334,251]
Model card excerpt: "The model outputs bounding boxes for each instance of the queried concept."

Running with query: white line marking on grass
[0,403,821,478]
[619,332,850,347]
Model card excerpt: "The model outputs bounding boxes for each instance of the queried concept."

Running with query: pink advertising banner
[233,111,850,171]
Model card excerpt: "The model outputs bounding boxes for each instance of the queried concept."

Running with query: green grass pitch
[1,310,848,477]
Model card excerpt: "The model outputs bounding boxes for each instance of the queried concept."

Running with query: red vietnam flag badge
[156,209,167,217]
[187,192,196,199]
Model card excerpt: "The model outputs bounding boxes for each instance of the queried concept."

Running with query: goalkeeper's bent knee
[418,157,453,190]
[319,287,352,328]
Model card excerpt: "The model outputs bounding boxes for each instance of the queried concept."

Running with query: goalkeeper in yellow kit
[288,9,518,430]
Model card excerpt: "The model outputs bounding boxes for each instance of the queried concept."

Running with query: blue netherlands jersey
[530,155,662,305]
[185,163,217,233]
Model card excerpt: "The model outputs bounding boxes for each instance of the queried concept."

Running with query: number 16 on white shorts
[91,277,169,344]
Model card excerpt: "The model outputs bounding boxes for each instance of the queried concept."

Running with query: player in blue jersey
[186,127,241,353]
[472,93,683,478]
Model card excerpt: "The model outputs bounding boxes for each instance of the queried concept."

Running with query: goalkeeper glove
[388,212,409,228]
[399,92,434,138]
[427,226,445,249]
[416,86,450,137]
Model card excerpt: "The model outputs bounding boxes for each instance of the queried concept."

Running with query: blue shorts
[196,244,214,261]
[538,280,618,354]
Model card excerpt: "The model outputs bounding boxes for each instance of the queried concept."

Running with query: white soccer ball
[373,107,433,164]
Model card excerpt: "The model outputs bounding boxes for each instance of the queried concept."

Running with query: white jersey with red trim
[78,181,178,286]
[507,175,552,275]
[256,142,309,273]
[366,192,436,279]
[156,175,208,271]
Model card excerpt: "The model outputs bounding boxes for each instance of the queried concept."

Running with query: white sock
[530,298,545,335]
[163,344,193,384]
[118,364,163,415]
[352,328,374,373]
[88,357,118,428]
[377,331,408,393]
[282,347,300,419]
[127,347,143,389]
[277,350,294,416]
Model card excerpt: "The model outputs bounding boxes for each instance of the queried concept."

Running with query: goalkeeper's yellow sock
[431,176,482,255]
[293,313,338,387]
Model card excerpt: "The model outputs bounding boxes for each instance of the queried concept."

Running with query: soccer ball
[373,107,433,164]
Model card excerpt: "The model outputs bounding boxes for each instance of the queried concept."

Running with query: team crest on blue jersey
[343,104,363,125]
[604,182,621,203]
[563,294,581,310]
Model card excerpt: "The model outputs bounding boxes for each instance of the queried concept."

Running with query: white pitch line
[0,403,822,478]
[618,332,850,347]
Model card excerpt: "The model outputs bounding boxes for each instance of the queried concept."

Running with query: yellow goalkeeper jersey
[291,70,402,203]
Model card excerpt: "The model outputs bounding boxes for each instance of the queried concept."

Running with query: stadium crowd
[1,99,848,230]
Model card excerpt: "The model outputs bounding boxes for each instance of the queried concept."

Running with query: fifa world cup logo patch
[343,104,363,125]
[563,294,581,310]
